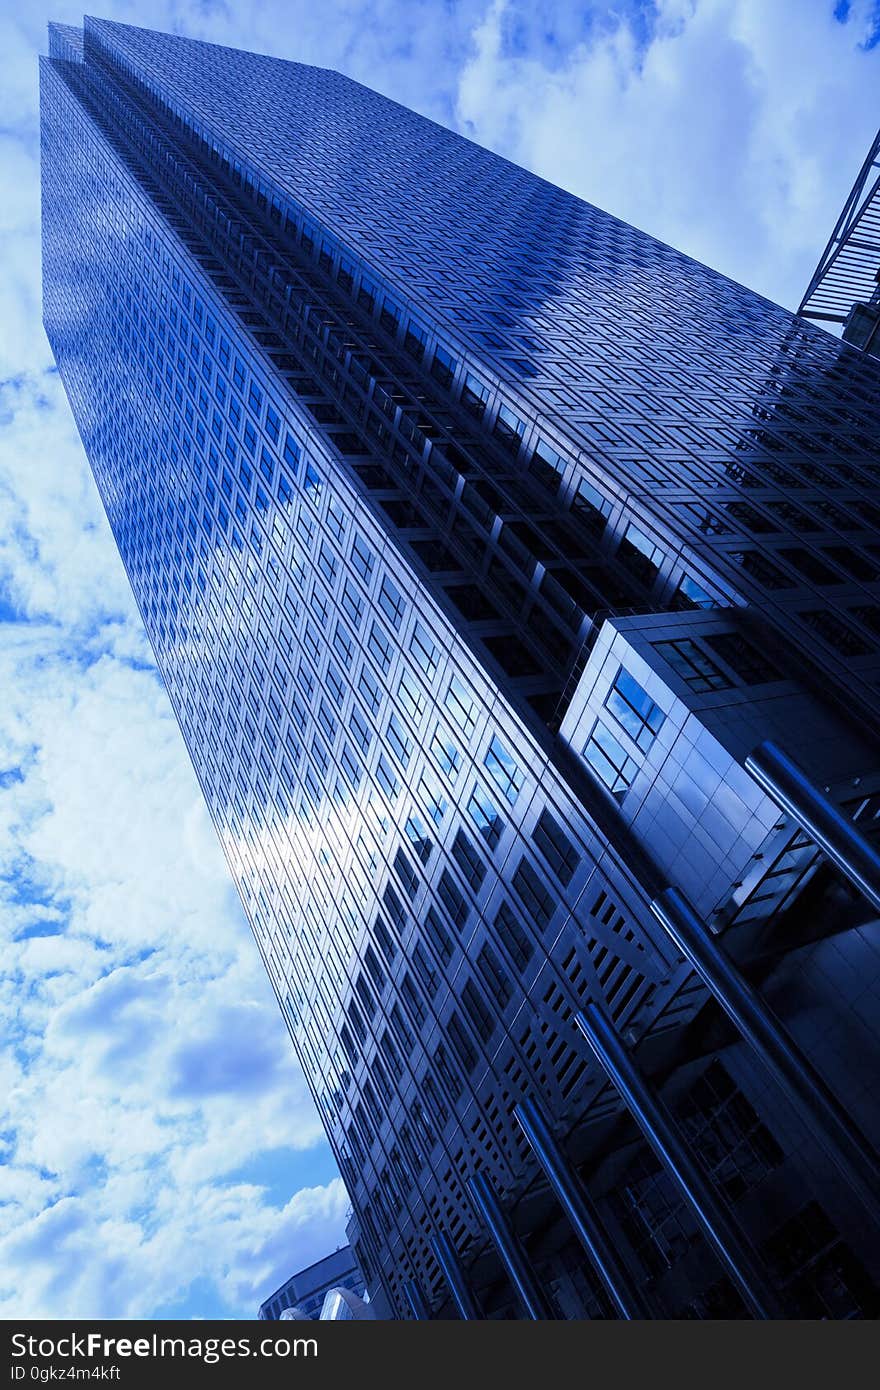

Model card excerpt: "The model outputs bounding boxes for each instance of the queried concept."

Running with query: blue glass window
[583,722,639,799]
[467,785,503,850]
[605,667,664,751]
[484,735,523,805]
[409,623,438,678]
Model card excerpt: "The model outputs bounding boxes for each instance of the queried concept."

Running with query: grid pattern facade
[258,1246,365,1320]
[40,19,880,1318]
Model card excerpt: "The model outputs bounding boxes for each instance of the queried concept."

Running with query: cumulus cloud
[0,585,342,1317]
[455,0,880,309]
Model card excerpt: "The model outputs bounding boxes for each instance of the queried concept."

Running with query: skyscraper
[40,18,880,1320]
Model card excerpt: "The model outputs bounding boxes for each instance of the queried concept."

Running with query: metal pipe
[651,887,880,1226]
[513,1097,649,1319]
[403,1278,430,1321]
[430,1232,481,1320]
[746,741,880,915]
[575,1004,786,1319]
[467,1171,554,1320]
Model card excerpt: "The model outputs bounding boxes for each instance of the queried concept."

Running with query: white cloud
[0,595,342,1316]
[455,0,880,309]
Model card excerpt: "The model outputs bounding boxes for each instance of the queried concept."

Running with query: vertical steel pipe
[403,1278,431,1321]
[468,1170,555,1320]
[430,1232,481,1320]
[513,1097,649,1319]
[651,886,880,1226]
[746,741,880,915]
[575,1003,786,1319]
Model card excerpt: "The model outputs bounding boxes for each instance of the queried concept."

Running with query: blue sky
[0,0,878,1321]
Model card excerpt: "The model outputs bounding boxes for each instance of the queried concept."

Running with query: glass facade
[258,1245,366,1321]
[41,19,880,1318]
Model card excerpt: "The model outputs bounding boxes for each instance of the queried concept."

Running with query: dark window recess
[725,500,776,534]
[679,1278,748,1320]
[617,524,663,586]
[430,345,456,389]
[462,978,495,1043]
[704,631,784,685]
[364,944,386,993]
[379,299,400,335]
[532,808,581,887]
[824,547,880,583]
[339,1023,358,1066]
[484,634,543,678]
[581,564,641,608]
[781,548,841,586]
[447,1012,478,1073]
[850,606,880,636]
[383,882,408,934]
[355,972,376,1020]
[380,1030,402,1079]
[444,584,502,623]
[412,1092,441,1147]
[424,906,454,965]
[412,941,438,997]
[608,1150,695,1278]
[767,500,817,532]
[762,1203,880,1319]
[461,374,489,418]
[404,322,427,361]
[727,550,794,590]
[511,857,557,932]
[347,998,367,1044]
[451,829,487,890]
[477,943,512,1009]
[679,1060,783,1202]
[372,911,397,967]
[494,900,534,972]
[816,500,858,531]
[529,447,563,496]
[493,403,525,453]
[433,1046,461,1102]
[572,477,612,536]
[438,870,470,930]
[378,574,406,628]
[394,845,419,900]
[799,609,872,657]
[411,539,461,572]
[380,499,430,530]
[400,973,426,1029]
[654,638,732,692]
